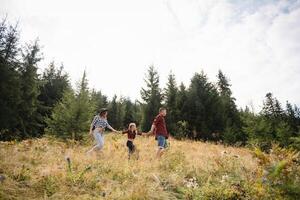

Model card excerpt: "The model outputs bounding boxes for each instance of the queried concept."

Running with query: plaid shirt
[153,114,169,138]
[91,115,112,130]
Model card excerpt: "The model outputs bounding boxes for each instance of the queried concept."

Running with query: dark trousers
[126,140,135,154]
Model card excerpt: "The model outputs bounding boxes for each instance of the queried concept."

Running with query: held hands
[142,131,152,137]
[112,129,121,134]
[142,132,151,137]
[147,130,154,135]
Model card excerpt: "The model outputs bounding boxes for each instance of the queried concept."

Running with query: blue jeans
[157,135,168,149]
[93,130,104,150]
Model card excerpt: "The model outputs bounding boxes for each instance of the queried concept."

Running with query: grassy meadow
[0,133,299,200]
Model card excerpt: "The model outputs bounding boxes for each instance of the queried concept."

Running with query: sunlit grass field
[0,133,298,199]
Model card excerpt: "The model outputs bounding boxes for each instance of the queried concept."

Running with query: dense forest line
[1,19,300,151]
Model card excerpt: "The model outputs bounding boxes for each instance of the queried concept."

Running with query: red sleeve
[153,115,161,127]
[122,130,129,134]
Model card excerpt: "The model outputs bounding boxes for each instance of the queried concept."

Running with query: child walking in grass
[122,123,148,159]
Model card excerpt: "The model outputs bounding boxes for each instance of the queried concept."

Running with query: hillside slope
[0,133,296,199]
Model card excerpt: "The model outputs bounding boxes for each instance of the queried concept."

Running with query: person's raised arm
[107,123,120,133]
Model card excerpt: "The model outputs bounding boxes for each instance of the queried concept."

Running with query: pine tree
[140,66,162,131]
[262,93,283,120]
[116,97,125,129]
[1,21,19,62]
[133,100,143,127]
[274,100,284,119]
[38,62,70,136]
[275,121,293,147]
[217,70,238,125]
[184,71,222,140]
[185,72,206,138]
[217,70,232,96]
[248,93,297,149]
[18,40,42,138]
[108,95,118,128]
[46,88,76,139]
[0,20,22,139]
[164,71,178,135]
[46,71,95,140]
[173,82,189,139]
[261,93,284,136]
[91,89,108,112]
[123,98,135,128]
[38,62,70,115]
[217,70,243,144]
[244,116,274,151]
[108,95,124,129]
[176,82,187,121]
[285,101,299,134]
[72,71,95,139]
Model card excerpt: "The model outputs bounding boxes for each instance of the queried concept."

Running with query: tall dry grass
[0,133,280,199]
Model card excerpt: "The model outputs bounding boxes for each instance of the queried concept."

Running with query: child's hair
[128,123,136,130]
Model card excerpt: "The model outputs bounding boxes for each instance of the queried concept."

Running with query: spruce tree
[140,66,162,131]
[38,62,70,117]
[108,95,124,129]
[262,93,283,120]
[123,98,135,128]
[217,70,243,144]
[46,88,76,139]
[72,71,95,139]
[91,89,108,112]
[176,82,187,121]
[174,82,189,139]
[285,102,299,134]
[133,100,143,127]
[108,95,118,128]
[116,97,125,129]
[1,21,19,62]
[46,71,95,140]
[0,20,22,139]
[185,71,223,140]
[262,93,284,135]
[18,40,42,138]
[164,71,178,135]
[244,116,274,151]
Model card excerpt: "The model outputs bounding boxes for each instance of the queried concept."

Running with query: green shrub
[289,136,300,151]
[253,146,300,199]
[175,121,189,139]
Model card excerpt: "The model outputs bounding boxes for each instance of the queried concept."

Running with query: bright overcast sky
[1,0,300,111]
